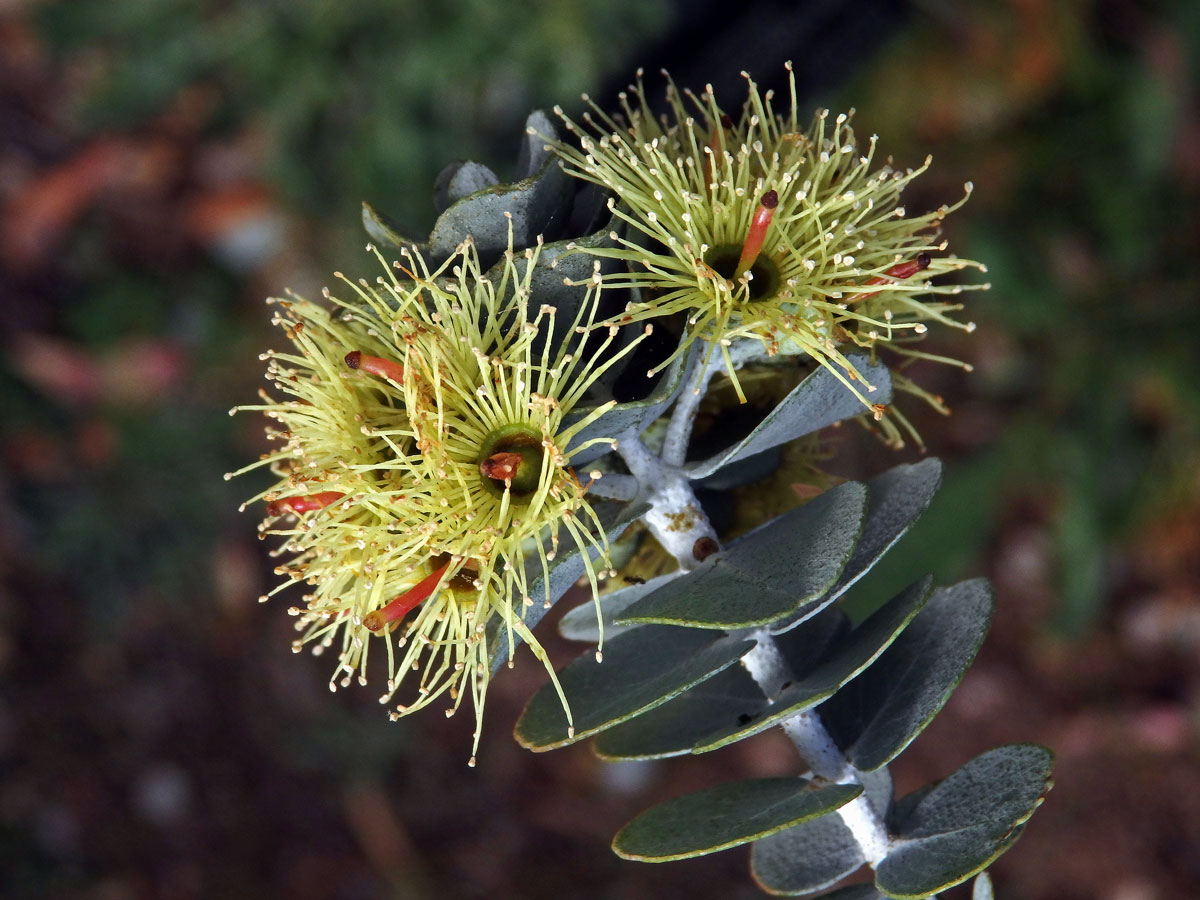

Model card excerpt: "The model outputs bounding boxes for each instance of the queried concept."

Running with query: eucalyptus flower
[228,233,640,763]
[547,65,987,438]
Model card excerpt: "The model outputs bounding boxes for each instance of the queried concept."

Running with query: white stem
[615,430,718,570]
[741,630,893,866]
[662,353,718,466]
[661,339,771,466]
[614,334,894,867]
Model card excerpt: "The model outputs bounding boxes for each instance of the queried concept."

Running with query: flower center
[477,424,547,502]
[705,245,782,302]
[430,552,481,594]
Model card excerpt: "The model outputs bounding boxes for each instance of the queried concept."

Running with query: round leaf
[686,353,893,481]
[514,625,754,750]
[692,577,932,753]
[612,778,862,862]
[592,665,765,761]
[875,744,1054,898]
[558,572,679,643]
[434,160,499,212]
[562,338,700,466]
[592,607,847,760]
[616,480,868,629]
[363,109,574,267]
[818,579,994,770]
[487,500,646,672]
[751,812,864,895]
[771,459,943,635]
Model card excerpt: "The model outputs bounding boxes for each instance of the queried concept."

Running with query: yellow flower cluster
[549,65,987,439]
[230,236,640,762]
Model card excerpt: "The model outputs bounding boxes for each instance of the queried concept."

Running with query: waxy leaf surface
[558,573,678,644]
[487,500,646,672]
[771,458,943,634]
[686,353,892,481]
[563,339,699,466]
[751,812,864,896]
[435,160,499,212]
[875,744,1053,898]
[616,480,867,629]
[752,767,893,896]
[591,608,847,760]
[612,778,862,862]
[692,577,931,753]
[514,623,753,750]
[818,579,994,770]
[364,111,572,266]
[592,665,764,760]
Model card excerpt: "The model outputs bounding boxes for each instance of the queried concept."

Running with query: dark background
[2,1,1198,897]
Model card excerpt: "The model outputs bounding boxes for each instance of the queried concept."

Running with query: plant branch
[615,429,717,570]
[741,630,893,866]
[661,339,772,467]
[661,352,718,466]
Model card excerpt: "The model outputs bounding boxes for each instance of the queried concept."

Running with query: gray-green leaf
[875,744,1053,898]
[592,664,764,761]
[692,577,931,753]
[771,458,943,635]
[563,339,699,467]
[434,160,499,213]
[364,110,573,265]
[513,624,754,750]
[591,608,847,760]
[685,353,892,481]
[487,500,646,672]
[751,769,890,896]
[616,480,867,629]
[558,573,679,644]
[612,778,862,862]
[751,811,864,895]
[818,579,994,771]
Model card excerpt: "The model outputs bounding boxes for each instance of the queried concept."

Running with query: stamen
[345,350,404,383]
[703,113,734,186]
[266,491,345,517]
[734,190,778,280]
[363,561,450,633]
[709,114,734,155]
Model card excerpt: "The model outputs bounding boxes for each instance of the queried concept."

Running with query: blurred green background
[2,1,1198,898]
